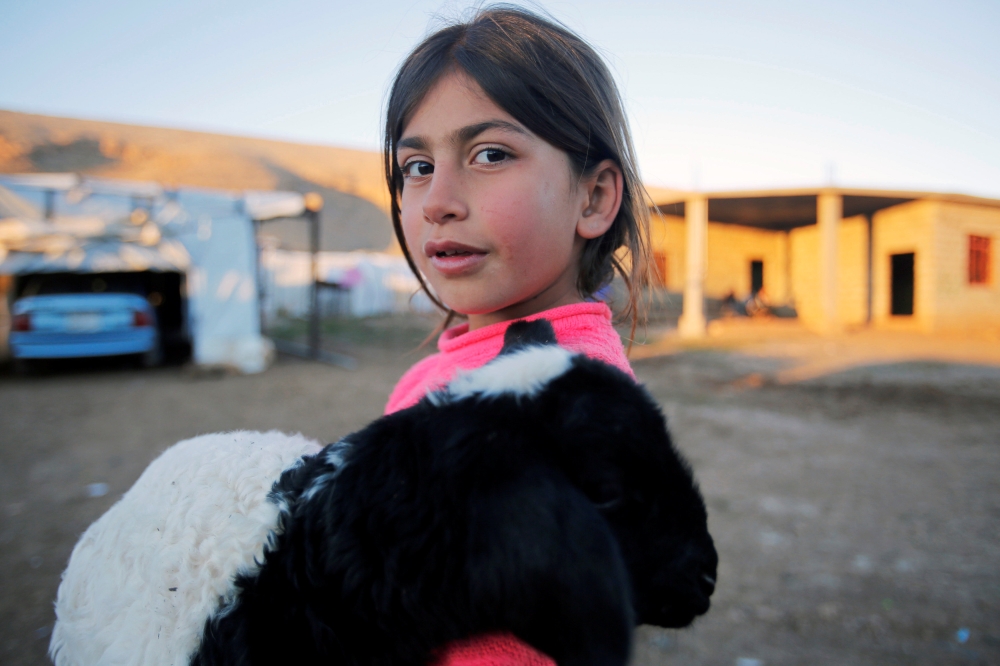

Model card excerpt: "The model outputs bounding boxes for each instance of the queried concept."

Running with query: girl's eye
[472,148,510,165]
[402,161,433,178]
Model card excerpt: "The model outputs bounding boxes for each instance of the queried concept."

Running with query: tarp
[0,237,191,273]
[0,178,274,373]
[260,248,434,320]
[171,189,271,373]
[0,184,41,219]
[0,200,191,271]
[243,190,307,221]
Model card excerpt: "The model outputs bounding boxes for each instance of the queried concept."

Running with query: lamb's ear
[499,319,557,356]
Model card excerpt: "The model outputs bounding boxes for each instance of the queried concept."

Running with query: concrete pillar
[817,191,842,334]
[679,195,708,338]
[865,212,873,325]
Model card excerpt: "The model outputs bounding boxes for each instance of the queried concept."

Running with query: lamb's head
[445,319,718,629]
[539,356,718,628]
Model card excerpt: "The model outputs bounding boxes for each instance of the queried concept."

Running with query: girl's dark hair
[384,5,651,336]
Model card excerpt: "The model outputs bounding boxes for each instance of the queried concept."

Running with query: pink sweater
[384,301,634,666]
[384,301,633,414]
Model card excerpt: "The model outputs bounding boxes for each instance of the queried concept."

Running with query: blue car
[10,292,160,367]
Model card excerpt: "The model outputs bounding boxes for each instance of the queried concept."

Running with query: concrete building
[650,188,1000,336]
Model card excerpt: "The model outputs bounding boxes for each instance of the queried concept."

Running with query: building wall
[789,215,869,330]
[930,201,1000,332]
[706,223,789,302]
[872,201,936,331]
[838,215,870,328]
[789,224,818,325]
[649,213,790,303]
[648,213,686,291]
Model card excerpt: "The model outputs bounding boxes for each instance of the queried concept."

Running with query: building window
[652,250,669,288]
[969,235,991,285]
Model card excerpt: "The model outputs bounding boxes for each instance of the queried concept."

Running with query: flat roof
[650,187,1000,230]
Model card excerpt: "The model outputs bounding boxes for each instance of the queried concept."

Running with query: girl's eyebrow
[398,136,427,151]
[453,120,528,145]
[398,120,528,153]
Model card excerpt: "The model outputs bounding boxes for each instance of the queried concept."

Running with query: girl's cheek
[399,205,427,269]
[483,180,571,258]
[479,177,545,239]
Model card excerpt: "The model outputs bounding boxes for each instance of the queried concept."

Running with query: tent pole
[308,207,320,359]
[303,192,324,361]
[44,189,55,220]
[252,218,265,334]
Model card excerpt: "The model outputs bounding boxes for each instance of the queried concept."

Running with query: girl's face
[398,71,616,330]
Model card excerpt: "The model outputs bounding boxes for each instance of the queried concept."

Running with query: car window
[18,273,147,298]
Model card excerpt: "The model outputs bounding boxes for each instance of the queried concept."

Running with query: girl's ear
[576,159,624,240]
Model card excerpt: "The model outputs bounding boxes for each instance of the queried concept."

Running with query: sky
[2,0,999,196]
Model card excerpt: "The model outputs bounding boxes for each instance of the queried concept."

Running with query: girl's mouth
[425,240,488,276]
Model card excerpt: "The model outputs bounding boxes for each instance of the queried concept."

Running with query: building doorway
[890,253,914,316]
[750,260,764,296]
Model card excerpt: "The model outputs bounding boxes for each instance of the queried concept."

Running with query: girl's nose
[422,164,469,225]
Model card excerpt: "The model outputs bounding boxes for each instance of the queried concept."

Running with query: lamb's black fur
[193,320,717,666]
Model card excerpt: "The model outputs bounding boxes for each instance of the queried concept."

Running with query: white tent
[0,176,314,373]
[259,248,435,321]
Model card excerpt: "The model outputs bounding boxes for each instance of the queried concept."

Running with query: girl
[382,6,652,664]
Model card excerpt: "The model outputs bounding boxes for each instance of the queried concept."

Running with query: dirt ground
[2,318,999,666]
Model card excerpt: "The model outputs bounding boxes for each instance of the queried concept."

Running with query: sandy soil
[2,323,998,666]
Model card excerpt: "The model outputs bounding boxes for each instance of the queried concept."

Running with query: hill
[0,110,394,252]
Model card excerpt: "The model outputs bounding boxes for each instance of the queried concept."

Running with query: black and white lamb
[50,319,717,666]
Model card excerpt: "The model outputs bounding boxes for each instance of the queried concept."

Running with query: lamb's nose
[699,572,716,596]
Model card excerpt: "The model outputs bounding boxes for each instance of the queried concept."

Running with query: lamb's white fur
[442,346,574,402]
[49,430,322,666]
